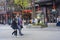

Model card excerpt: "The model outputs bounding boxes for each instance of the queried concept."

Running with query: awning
[23,10,32,13]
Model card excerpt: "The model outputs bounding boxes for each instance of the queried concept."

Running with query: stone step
[48,23,57,27]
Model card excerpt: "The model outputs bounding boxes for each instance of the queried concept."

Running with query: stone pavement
[0,24,60,40]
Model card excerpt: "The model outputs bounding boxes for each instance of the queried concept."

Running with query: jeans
[18,25,23,35]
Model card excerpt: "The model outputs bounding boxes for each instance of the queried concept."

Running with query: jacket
[11,19,18,29]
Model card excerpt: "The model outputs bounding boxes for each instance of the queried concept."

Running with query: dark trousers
[12,30,17,36]
[56,21,60,26]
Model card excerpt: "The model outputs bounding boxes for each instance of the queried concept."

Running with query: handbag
[20,25,23,28]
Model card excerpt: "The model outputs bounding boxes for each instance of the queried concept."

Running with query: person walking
[11,17,18,36]
[56,16,60,26]
[17,15,23,36]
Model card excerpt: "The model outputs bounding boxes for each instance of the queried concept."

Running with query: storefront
[35,0,59,23]
[46,7,57,23]
[0,12,6,24]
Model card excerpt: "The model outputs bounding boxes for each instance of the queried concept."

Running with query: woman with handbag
[11,17,18,36]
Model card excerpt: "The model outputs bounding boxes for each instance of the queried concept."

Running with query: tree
[14,0,29,7]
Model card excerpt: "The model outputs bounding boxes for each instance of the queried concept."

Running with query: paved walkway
[0,24,60,40]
